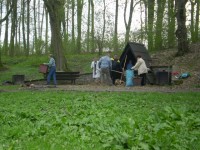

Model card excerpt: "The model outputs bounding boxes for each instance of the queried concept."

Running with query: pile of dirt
[150,43,200,88]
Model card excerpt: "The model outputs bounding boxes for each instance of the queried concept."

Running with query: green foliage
[0,91,199,149]
[34,38,45,55]
[0,55,47,82]
[66,53,99,72]
[0,53,99,82]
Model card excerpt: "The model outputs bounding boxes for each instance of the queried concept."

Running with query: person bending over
[131,55,148,86]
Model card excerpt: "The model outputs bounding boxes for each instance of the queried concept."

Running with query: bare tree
[190,0,196,42]
[124,0,140,44]
[22,0,27,54]
[175,0,189,56]
[147,0,155,51]
[86,0,91,52]
[0,0,13,67]
[71,0,76,53]
[96,0,106,55]
[113,0,118,52]
[43,0,67,71]
[154,0,166,51]
[33,0,38,54]
[77,0,84,53]
[167,0,176,48]
[194,0,199,42]
[9,0,17,57]
[45,5,49,54]
[26,0,31,56]
[3,1,11,56]
[91,0,95,53]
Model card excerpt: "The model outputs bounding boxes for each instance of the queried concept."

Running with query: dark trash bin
[156,71,171,85]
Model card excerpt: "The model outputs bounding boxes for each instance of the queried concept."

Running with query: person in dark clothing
[111,55,122,85]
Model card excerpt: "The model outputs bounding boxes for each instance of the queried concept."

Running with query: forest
[0,0,199,71]
[0,1,200,149]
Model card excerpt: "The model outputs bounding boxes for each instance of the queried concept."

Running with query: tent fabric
[119,42,152,70]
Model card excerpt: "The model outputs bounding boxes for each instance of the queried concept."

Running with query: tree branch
[0,2,14,24]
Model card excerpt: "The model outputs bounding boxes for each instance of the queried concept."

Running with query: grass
[0,54,97,83]
[0,91,200,149]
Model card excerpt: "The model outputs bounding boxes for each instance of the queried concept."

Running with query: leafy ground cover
[0,91,200,149]
[0,53,96,83]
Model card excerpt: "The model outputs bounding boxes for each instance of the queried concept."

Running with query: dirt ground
[6,82,196,93]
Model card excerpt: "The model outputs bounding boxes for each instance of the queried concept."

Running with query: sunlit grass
[0,54,97,83]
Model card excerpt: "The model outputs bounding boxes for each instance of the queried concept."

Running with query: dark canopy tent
[119,42,152,69]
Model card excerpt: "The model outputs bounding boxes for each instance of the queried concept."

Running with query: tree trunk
[86,0,91,52]
[43,0,67,71]
[190,0,195,43]
[18,0,23,54]
[124,0,140,44]
[154,0,166,51]
[33,0,38,54]
[71,0,76,53]
[124,0,132,44]
[175,0,189,56]
[66,0,69,41]
[0,0,12,67]
[9,0,17,57]
[26,0,30,56]
[45,6,48,54]
[113,0,118,52]
[77,0,84,53]
[61,1,67,53]
[96,0,106,55]
[140,0,144,43]
[167,0,176,48]
[22,0,27,54]
[91,0,95,53]
[0,1,2,67]
[147,0,155,51]
[0,1,2,40]
[3,1,10,56]
[194,0,199,42]
[143,0,148,42]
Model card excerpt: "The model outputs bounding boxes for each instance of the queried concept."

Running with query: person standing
[99,52,112,85]
[131,55,148,86]
[44,54,57,87]
[91,57,100,80]
[111,55,122,85]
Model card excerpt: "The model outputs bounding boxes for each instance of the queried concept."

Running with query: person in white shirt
[91,58,100,80]
[131,55,148,86]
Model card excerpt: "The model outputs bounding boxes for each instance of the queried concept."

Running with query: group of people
[44,52,149,87]
[91,52,121,86]
[91,52,149,86]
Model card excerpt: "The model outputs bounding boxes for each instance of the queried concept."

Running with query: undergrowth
[0,91,199,149]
